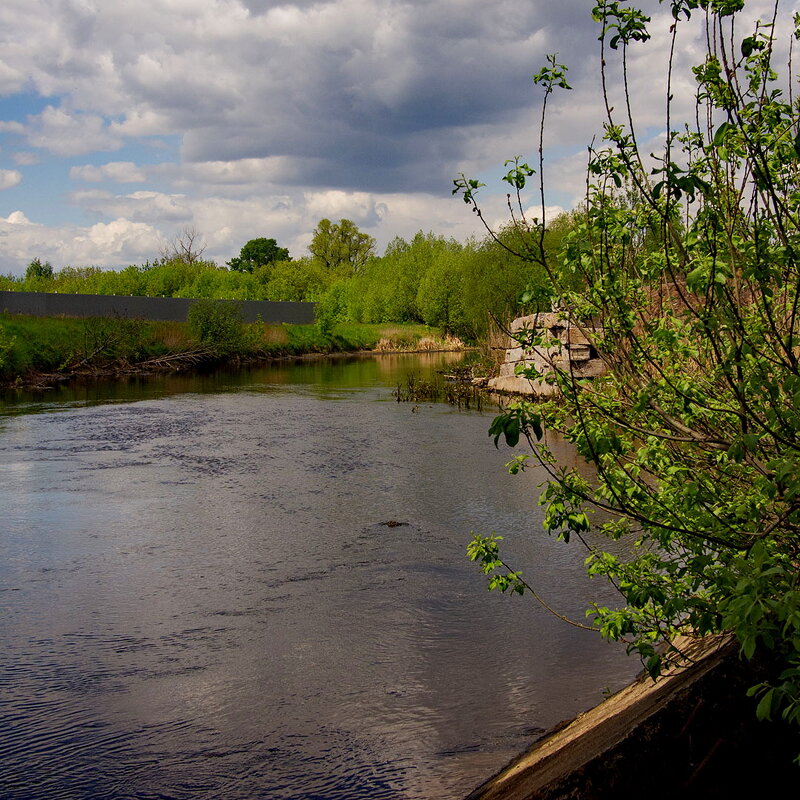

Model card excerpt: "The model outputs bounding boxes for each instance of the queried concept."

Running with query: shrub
[186,299,245,355]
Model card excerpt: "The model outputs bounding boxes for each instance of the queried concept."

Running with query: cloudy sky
[0,0,792,274]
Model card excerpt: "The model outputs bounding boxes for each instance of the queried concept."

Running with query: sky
[0,0,794,275]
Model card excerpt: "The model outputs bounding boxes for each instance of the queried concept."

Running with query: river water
[0,353,639,800]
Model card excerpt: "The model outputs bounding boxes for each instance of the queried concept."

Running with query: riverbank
[0,313,465,390]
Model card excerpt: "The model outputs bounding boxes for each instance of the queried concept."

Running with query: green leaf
[756,688,775,721]
[713,121,733,147]
[505,417,521,447]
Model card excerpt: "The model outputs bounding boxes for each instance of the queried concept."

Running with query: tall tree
[227,238,290,273]
[308,218,376,276]
[24,258,54,281]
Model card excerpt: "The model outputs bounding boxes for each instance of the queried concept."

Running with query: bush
[186,299,245,355]
[0,325,17,379]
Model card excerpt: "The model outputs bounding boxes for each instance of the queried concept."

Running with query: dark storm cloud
[0,0,612,194]
[163,0,599,192]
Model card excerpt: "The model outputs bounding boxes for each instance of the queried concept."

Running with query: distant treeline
[0,215,582,342]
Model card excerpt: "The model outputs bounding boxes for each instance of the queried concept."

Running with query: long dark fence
[0,291,315,324]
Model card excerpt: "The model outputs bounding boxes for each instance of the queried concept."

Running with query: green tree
[263,256,329,302]
[25,258,54,281]
[416,247,465,334]
[352,232,459,324]
[145,257,219,297]
[308,218,376,277]
[458,226,557,340]
[227,237,290,273]
[461,0,800,736]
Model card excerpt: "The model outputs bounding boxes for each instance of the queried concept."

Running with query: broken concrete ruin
[488,312,606,397]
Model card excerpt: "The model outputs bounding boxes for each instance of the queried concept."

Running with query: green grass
[0,314,191,380]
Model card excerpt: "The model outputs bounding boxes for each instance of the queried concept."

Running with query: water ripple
[0,356,639,799]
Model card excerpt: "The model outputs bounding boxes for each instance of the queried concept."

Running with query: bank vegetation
[1,218,579,344]
[0,311,459,389]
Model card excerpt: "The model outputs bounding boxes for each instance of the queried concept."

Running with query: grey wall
[0,291,315,324]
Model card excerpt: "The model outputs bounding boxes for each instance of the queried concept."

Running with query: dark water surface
[0,354,639,800]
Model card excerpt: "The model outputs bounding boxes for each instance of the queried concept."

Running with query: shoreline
[0,345,473,393]
[0,312,473,393]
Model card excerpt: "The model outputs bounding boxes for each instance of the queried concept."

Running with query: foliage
[314,279,350,335]
[4,216,579,341]
[0,324,16,374]
[0,312,441,384]
[262,257,328,302]
[346,232,452,325]
[186,299,245,355]
[416,247,465,333]
[25,258,54,281]
[146,257,219,297]
[458,225,562,339]
[458,0,800,735]
[0,314,188,380]
[71,317,150,367]
[308,218,376,277]
[227,237,290,273]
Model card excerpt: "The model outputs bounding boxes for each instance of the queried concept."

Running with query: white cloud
[69,189,193,223]
[24,106,122,157]
[3,210,32,225]
[0,169,22,190]
[0,58,24,94]
[0,213,162,272]
[72,218,163,260]
[109,109,171,138]
[70,161,147,183]
[13,151,40,166]
[304,190,387,227]
[0,120,25,134]
[162,157,296,189]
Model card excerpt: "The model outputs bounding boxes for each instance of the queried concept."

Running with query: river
[0,353,640,800]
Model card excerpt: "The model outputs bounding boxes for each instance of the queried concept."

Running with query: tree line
[0,216,581,341]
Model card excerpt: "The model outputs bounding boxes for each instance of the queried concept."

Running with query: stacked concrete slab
[488,312,606,396]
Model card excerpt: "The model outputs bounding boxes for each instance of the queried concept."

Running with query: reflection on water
[0,353,639,800]
[0,352,468,415]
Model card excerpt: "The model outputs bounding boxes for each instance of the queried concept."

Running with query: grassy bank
[0,313,463,388]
